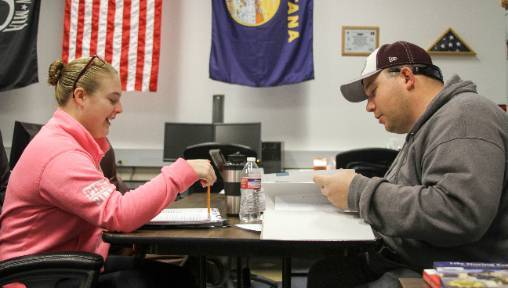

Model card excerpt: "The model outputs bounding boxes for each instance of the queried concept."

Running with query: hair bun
[48,60,65,86]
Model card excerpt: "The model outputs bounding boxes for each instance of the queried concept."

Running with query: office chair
[0,251,104,287]
[101,139,129,194]
[183,142,257,193]
[335,148,399,178]
[0,130,9,208]
[9,121,43,170]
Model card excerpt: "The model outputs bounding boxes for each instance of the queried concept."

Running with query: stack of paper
[261,210,375,241]
[146,208,224,226]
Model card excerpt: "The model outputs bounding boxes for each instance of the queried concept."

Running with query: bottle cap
[247,157,256,162]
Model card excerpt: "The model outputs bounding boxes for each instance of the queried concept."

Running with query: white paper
[235,223,262,232]
[261,210,375,241]
[274,193,337,212]
[262,169,337,183]
[263,172,358,213]
[261,170,372,241]
[147,208,223,226]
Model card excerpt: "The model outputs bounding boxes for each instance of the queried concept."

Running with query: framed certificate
[342,26,379,56]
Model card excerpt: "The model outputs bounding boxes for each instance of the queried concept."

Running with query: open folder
[144,208,226,227]
[261,170,376,241]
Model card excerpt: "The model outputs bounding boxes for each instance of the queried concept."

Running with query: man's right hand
[313,169,356,210]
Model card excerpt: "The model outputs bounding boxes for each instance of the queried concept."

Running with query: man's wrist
[347,174,369,210]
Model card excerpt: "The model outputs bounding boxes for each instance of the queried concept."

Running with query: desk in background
[103,193,378,288]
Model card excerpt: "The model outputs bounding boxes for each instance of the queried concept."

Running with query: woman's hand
[186,159,217,187]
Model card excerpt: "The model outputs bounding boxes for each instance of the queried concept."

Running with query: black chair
[0,251,103,287]
[335,148,399,178]
[183,142,257,193]
[101,139,129,194]
[0,130,10,208]
[9,121,43,170]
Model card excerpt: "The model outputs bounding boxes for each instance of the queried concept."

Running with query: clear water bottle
[239,157,264,223]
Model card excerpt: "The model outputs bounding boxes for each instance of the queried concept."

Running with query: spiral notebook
[144,208,225,227]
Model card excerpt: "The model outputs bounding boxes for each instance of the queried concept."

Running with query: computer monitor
[213,122,262,159]
[9,121,43,170]
[163,123,214,161]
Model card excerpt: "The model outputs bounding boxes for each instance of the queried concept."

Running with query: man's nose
[366,98,375,112]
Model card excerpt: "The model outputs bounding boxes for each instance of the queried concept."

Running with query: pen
[207,184,211,217]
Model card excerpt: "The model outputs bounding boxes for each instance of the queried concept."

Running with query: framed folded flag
[428,28,476,56]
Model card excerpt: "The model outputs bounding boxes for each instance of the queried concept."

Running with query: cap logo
[388,56,398,63]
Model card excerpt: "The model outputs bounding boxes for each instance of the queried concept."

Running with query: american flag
[62,0,162,92]
[430,29,472,53]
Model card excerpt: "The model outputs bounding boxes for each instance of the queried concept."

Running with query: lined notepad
[146,208,224,226]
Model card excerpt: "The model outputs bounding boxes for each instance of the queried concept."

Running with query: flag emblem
[0,0,40,92]
[225,0,281,27]
[210,0,314,87]
[0,0,16,32]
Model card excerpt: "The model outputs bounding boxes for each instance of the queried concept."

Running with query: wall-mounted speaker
[261,141,284,174]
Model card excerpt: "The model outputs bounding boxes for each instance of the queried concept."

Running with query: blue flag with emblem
[210,0,314,87]
[0,0,41,92]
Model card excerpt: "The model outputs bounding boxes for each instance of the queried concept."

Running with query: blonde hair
[48,57,117,106]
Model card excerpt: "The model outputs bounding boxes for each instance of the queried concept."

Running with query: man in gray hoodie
[310,41,508,287]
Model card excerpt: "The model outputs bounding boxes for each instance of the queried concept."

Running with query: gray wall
[1,0,507,168]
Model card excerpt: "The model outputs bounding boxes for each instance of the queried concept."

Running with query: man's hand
[313,169,356,209]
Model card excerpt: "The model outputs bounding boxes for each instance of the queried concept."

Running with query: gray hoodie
[348,75,508,271]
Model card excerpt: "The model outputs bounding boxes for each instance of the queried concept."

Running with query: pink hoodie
[0,109,198,261]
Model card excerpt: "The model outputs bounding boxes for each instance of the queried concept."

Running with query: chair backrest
[9,121,43,170]
[336,148,399,178]
[183,142,257,193]
[0,251,103,288]
[101,140,129,194]
[0,130,10,208]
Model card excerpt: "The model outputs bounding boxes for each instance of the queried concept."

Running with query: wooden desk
[103,193,377,288]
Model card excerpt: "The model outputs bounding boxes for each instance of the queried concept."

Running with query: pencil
[207,185,211,216]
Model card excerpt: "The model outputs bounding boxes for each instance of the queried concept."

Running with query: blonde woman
[0,56,215,287]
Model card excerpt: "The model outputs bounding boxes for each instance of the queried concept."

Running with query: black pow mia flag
[0,0,41,92]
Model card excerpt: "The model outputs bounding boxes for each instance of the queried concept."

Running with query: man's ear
[400,67,416,90]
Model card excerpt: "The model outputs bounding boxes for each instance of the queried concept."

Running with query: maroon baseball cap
[340,41,442,102]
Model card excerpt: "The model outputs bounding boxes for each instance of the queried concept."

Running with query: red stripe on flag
[120,0,132,91]
[62,0,72,63]
[149,0,161,91]
[75,0,85,59]
[89,0,101,56]
[104,0,116,64]
[134,0,147,91]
